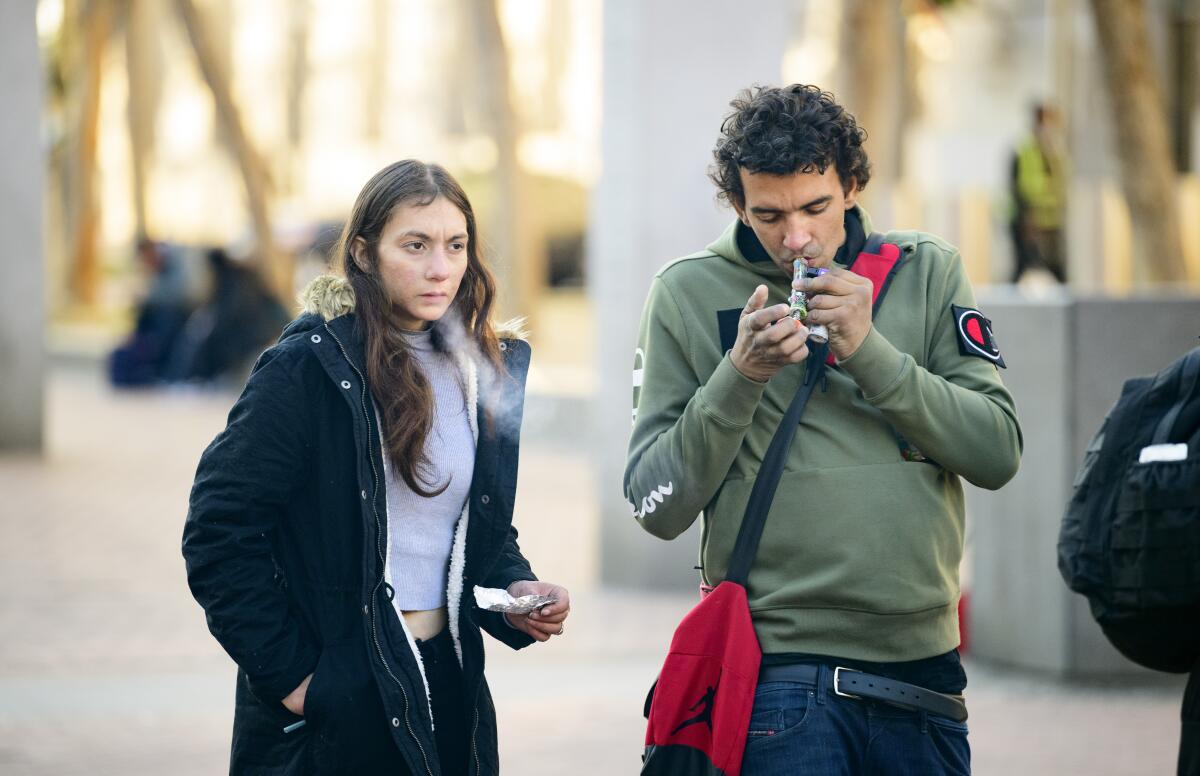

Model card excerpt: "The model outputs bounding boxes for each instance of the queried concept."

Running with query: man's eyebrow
[749,194,833,215]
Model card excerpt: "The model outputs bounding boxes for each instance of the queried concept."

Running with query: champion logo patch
[951,305,1006,368]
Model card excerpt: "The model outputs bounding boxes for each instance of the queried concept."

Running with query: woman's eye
[449,242,466,252]
[404,241,426,252]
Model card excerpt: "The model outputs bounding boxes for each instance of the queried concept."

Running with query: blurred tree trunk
[837,0,907,223]
[1168,3,1198,172]
[365,0,388,143]
[68,0,115,309]
[1090,0,1186,283]
[443,2,470,136]
[173,0,289,297]
[124,0,163,241]
[464,0,540,319]
[284,0,310,196]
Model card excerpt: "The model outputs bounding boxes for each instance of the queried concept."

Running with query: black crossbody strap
[726,342,829,586]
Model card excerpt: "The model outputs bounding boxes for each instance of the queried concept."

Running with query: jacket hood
[706,204,878,279]
[289,273,528,340]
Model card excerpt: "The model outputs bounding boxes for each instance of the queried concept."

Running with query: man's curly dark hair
[709,84,871,208]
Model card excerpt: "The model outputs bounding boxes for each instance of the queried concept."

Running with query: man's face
[733,166,857,275]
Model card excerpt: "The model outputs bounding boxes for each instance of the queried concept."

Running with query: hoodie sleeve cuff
[697,354,769,427]
[836,326,910,401]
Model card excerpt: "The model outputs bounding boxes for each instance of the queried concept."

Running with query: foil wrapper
[473,586,556,615]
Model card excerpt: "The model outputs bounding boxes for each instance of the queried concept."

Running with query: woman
[183,160,570,775]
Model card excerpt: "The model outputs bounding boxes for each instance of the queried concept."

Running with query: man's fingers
[778,333,811,359]
[758,316,804,344]
[745,307,783,333]
[744,304,790,333]
[801,268,871,296]
[748,326,810,365]
[776,331,812,361]
[741,285,769,317]
[805,293,835,310]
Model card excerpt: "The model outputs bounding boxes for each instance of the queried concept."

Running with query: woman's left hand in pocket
[504,581,570,642]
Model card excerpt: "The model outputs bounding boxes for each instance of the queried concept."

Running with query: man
[108,239,197,386]
[1009,102,1067,283]
[624,84,1022,774]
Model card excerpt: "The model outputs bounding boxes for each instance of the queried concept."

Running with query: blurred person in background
[108,237,199,386]
[169,247,291,385]
[1009,102,1068,284]
[183,159,570,775]
[626,84,1021,775]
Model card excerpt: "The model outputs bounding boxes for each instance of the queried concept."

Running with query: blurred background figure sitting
[1009,102,1068,285]
[108,242,291,388]
[107,238,199,386]
[168,247,292,386]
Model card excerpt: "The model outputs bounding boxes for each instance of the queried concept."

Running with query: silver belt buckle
[832,666,860,699]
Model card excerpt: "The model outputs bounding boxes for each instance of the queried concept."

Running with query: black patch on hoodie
[951,304,1006,368]
[717,308,742,353]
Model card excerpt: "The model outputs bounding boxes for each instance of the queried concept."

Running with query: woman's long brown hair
[334,160,503,497]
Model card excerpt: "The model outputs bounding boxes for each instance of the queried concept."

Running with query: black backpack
[1058,347,1200,673]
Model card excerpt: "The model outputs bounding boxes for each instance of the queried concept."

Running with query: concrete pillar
[966,292,1200,676]
[0,1,45,453]
[588,0,795,589]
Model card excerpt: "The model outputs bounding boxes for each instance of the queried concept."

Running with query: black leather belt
[758,663,968,723]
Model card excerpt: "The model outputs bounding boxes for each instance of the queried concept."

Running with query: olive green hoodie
[624,207,1022,661]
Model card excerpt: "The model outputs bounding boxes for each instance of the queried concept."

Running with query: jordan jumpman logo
[671,685,717,735]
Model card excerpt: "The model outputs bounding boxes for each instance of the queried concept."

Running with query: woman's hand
[281,673,312,716]
[504,580,570,642]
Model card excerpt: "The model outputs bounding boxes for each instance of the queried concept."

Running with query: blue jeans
[740,665,970,775]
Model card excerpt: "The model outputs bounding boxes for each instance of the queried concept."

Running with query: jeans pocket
[745,683,815,747]
[747,708,784,738]
[927,714,969,735]
[926,713,971,776]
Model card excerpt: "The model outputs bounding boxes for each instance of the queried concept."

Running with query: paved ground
[0,366,1186,775]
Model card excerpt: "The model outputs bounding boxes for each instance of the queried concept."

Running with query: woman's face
[356,196,470,330]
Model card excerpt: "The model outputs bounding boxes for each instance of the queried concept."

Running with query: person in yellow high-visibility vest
[1009,103,1067,283]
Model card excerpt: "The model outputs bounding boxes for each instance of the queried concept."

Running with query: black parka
[183,294,537,776]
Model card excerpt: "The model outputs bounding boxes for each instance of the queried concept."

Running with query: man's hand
[504,580,570,642]
[796,268,873,361]
[281,673,312,716]
[729,285,811,383]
